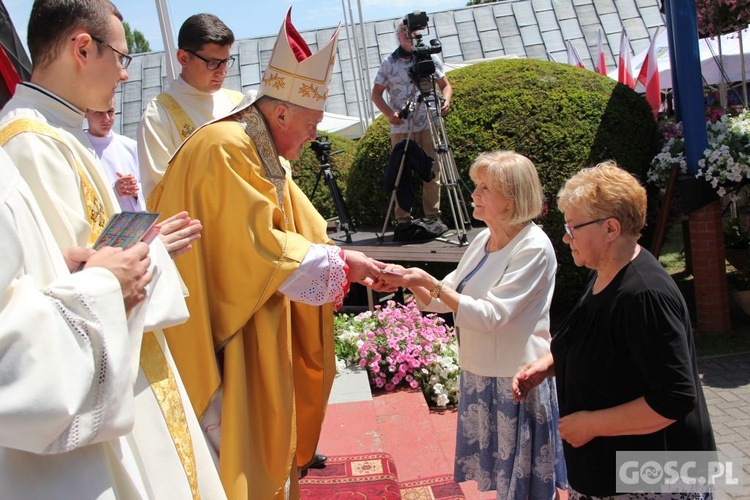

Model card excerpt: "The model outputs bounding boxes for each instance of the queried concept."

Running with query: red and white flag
[595,29,607,75]
[566,40,584,69]
[636,31,662,119]
[617,31,635,89]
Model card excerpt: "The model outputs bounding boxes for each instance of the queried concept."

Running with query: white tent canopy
[319,112,364,140]
[608,27,750,90]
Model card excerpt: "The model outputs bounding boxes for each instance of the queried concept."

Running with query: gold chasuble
[149,105,336,499]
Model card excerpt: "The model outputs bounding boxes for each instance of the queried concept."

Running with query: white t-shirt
[373,51,446,135]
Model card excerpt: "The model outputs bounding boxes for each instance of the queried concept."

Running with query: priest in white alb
[0,145,152,498]
[0,1,224,498]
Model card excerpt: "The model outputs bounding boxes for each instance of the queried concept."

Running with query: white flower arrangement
[648,109,750,198]
[649,109,750,255]
[697,110,750,197]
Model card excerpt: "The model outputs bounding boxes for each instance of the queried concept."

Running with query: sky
[4,0,468,54]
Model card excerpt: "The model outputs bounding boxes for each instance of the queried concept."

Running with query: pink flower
[696,0,750,37]
[339,299,459,406]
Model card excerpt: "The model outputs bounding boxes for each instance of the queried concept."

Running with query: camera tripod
[377,75,472,246]
[310,138,357,243]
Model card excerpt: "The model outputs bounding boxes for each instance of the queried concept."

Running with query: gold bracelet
[430,280,444,299]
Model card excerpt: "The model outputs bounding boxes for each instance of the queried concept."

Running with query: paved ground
[326,354,750,498]
[698,352,750,499]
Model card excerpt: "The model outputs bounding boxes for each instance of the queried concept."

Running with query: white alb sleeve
[279,244,348,308]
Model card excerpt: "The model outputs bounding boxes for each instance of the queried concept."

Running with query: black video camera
[310,135,332,155]
[402,11,442,85]
[404,10,429,32]
[310,135,332,164]
[310,135,344,165]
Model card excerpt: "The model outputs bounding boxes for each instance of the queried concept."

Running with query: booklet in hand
[75,212,161,272]
[91,211,162,250]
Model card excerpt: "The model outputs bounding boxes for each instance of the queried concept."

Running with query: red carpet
[400,475,465,499]
[299,453,465,498]
[299,452,400,498]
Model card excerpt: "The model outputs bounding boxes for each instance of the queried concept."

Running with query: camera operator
[371,19,453,228]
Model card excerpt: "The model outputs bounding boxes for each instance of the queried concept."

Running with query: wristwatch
[430,280,444,299]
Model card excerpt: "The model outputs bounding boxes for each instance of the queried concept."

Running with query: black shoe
[308,453,328,469]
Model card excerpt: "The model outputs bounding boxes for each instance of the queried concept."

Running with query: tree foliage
[346,58,659,310]
[123,22,151,54]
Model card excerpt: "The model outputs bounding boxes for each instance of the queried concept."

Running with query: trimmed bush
[291,132,356,221]
[347,58,659,310]
[345,117,394,224]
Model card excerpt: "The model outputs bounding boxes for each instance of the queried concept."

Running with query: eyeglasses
[564,218,608,239]
[184,49,235,70]
[88,35,132,69]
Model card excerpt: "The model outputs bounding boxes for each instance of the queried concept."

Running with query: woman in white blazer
[381,151,567,499]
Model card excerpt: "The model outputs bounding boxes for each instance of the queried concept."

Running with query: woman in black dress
[512,162,715,499]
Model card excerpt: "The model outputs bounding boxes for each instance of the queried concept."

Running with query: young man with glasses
[0,1,224,498]
[137,13,247,198]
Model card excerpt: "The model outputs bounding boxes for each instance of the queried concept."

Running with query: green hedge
[346,58,659,310]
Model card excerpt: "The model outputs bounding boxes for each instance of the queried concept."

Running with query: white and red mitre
[259,7,341,111]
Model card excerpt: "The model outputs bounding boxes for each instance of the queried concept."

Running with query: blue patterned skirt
[454,370,568,499]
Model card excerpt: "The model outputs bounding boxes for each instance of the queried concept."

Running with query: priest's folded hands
[157,211,203,259]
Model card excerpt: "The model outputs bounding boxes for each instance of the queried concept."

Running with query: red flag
[596,29,607,75]
[566,40,584,69]
[617,31,635,89]
[637,32,662,119]
[0,45,22,96]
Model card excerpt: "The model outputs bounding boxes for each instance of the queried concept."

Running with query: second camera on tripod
[310,136,334,163]
[308,136,356,242]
